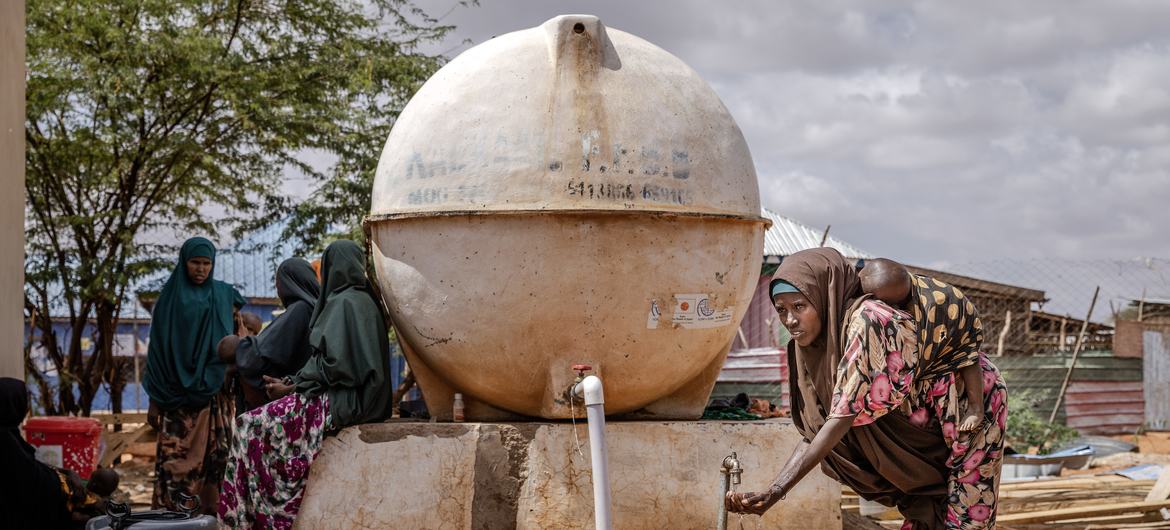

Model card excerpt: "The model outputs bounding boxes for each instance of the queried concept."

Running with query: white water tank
[368,15,768,419]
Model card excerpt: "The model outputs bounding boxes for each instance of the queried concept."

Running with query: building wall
[0,1,25,378]
[994,351,1145,434]
[713,347,789,410]
[1063,381,1145,434]
[1144,329,1170,430]
[732,275,785,351]
[723,275,789,410]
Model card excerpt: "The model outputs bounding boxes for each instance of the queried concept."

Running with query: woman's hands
[725,415,857,519]
[725,485,785,515]
[263,375,295,400]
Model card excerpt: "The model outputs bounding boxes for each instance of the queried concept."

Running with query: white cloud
[380,0,1170,264]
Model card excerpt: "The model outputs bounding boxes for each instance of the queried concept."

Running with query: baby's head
[859,258,912,307]
[217,334,241,365]
[241,312,263,335]
[87,468,119,497]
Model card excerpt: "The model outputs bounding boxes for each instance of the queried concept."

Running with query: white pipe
[574,375,613,530]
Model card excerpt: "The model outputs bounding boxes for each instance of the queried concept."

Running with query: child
[87,468,120,498]
[241,312,263,336]
[232,310,263,336]
[859,258,985,432]
[71,467,120,522]
[218,332,267,412]
[217,334,242,409]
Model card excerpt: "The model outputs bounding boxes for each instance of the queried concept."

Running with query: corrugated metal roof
[761,207,872,259]
[946,258,1170,324]
[214,220,300,300]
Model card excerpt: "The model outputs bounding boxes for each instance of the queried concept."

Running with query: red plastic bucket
[22,416,103,479]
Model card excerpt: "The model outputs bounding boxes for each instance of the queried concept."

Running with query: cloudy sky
[398,0,1170,267]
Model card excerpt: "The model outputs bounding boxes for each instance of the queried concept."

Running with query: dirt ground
[110,456,155,508]
[843,432,1170,530]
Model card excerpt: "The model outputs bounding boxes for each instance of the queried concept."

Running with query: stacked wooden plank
[841,468,1170,530]
[92,412,156,468]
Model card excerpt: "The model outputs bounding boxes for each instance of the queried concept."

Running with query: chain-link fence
[941,258,1170,434]
[940,258,1170,357]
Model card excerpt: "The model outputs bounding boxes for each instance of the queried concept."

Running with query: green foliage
[1005,390,1079,455]
[25,0,456,414]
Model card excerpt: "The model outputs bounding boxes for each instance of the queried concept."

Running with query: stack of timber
[841,467,1170,530]
[93,413,158,508]
[93,412,155,467]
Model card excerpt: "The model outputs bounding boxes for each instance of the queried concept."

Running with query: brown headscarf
[772,249,951,529]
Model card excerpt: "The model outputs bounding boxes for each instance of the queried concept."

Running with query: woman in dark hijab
[218,240,391,529]
[143,236,246,513]
[1,377,74,529]
[726,248,1008,530]
[234,258,321,411]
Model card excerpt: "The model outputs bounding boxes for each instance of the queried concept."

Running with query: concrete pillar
[0,1,25,379]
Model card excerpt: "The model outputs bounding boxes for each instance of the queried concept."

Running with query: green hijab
[294,240,391,428]
[144,237,246,410]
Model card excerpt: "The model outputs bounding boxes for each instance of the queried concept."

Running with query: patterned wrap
[218,392,331,529]
[828,300,919,426]
[825,300,1006,529]
[152,392,233,512]
[918,355,1008,530]
[910,275,984,381]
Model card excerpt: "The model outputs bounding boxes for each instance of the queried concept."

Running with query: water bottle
[453,393,465,422]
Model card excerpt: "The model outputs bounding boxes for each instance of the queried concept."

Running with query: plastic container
[22,416,104,479]
[85,512,219,529]
[452,393,465,422]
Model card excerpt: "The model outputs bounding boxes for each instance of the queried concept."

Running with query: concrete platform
[295,419,841,529]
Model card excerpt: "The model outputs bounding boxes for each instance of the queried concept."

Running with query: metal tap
[722,452,742,487]
[565,363,592,404]
[717,451,742,530]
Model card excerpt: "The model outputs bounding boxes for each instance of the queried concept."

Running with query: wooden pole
[1059,316,1067,352]
[818,225,831,247]
[25,306,37,368]
[1049,286,1100,424]
[132,319,141,411]
[996,310,1012,356]
[1139,288,1147,322]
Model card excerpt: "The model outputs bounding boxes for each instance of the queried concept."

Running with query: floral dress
[217,392,330,529]
[828,300,1008,530]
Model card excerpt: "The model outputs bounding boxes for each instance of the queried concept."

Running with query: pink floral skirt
[904,353,1008,530]
[217,392,330,529]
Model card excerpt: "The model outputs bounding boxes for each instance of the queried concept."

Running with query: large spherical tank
[368,15,768,419]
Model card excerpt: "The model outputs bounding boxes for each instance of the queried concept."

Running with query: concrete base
[295,419,841,529]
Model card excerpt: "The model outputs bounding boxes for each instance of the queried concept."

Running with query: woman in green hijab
[218,240,392,529]
[143,236,246,514]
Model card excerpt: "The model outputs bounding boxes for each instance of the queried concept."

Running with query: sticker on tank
[671,293,733,329]
[646,299,661,329]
